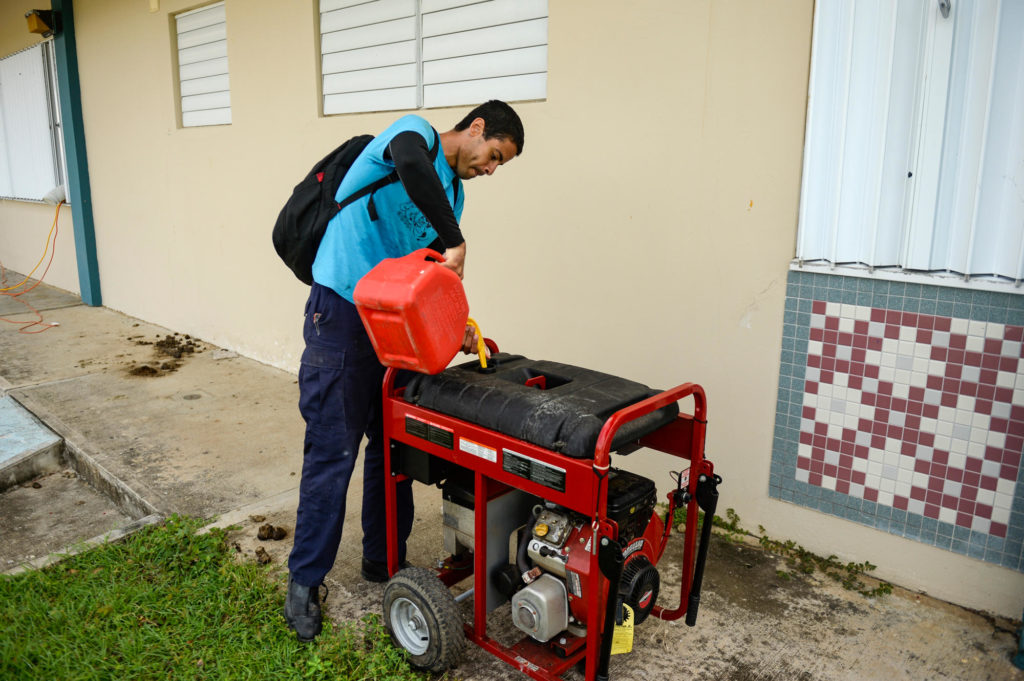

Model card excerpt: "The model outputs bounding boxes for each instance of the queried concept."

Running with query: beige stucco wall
[1,0,1021,617]
[0,4,79,295]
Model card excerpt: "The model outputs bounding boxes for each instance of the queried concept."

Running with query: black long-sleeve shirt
[385,131,464,249]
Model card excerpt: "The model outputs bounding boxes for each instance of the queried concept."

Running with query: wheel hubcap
[391,597,430,655]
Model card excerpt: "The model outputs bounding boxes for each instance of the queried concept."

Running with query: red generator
[380,351,720,681]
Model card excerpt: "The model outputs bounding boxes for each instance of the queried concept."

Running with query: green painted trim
[51,0,101,306]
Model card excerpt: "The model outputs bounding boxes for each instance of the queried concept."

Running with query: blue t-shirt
[311,115,464,302]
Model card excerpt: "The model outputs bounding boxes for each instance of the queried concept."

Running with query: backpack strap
[339,127,442,221]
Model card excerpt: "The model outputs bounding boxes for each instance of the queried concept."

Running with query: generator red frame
[381,365,713,681]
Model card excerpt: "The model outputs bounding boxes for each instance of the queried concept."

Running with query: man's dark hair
[454,100,525,156]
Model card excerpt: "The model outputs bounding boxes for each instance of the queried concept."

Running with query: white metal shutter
[421,0,548,108]
[320,0,418,115]
[796,0,1024,285]
[0,44,61,201]
[176,2,232,127]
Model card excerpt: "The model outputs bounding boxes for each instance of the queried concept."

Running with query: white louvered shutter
[421,0,547,108]
[320,0,418,115]
[176,2,232,127]
[320,0,547,115]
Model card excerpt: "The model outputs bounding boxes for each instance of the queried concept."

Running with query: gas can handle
[413,248,447,263]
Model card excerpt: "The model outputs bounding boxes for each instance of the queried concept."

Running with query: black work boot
[283,575,322,642]
[361,557,410,583]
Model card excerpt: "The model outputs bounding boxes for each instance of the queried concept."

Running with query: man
[284,101,525,641]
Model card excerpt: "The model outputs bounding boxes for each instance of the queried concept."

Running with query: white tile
[821,476,837,491]
[799,443,812,457]
[869,322,885,337]
[877,490,894,507]
[889,412,906,428]
[860,404,875,419]
[908,498,925,516]
[811,313,825,329]
[884,450,900,467]
[932,331,950,348]
[856,430,872,446]
[954,408,974,426]
[971,516,991,533]
[994,492,1013,510]
[839,316,855,333]
[997,478,1016,496]
[950,318,969,335]
[879,365,896,381]
[882,338,899,355]
[834,373,848,388]
[830,411,845,426]
[866,350,882,365]
[1002,340,1021,358]
[966,335,984,353]
[997,371,1015,389]
[962,365,981,383]
[826,302,840,316]
[854,457,869,473]
[868,461,883,478]
[805,367,821,383]
[910,371,929,388]
[928,359,946,375]
[840,303,856,319]
[914,343,931,359]
[939,507,957,524]
[986,431,1006,448]
[808,340,823,355]
[895,480,912,496]
[846,398,862,415]
[913,472,929,487]
[971,412,991,432]
[900,327,917,342]
[836,345,853,361]
[977,488,996,506]
[957,395,976,412]
[935,434,952,449]
[937,420,954,437]
[881,352,897,369]
[855,306,871,322]
[968,320,987,337]
[844,414,859,429]
[968,441,986,459]
[795,468,810,483]
[950,437,968,455]
[894,374,911,393]
[948,452,967,470]
[921,417,938,432]
[992,402,1011,419]
[982,460,1001,478]
[849,483,866,498]
[987,322,1006,338]
[828,422,843,438]
[992,507,1011,524]
[898,340,917,356]
[1014,388,1024,404]
[863,378,880,394]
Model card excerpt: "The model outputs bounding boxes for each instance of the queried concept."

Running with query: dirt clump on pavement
[126,333,204,378]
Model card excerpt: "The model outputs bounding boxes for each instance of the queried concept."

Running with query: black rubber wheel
[383,567,465,672]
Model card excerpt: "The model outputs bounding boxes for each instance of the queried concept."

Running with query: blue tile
[889,282,906,298]
[1001,553,1020,569]
[798,298,812,313]
[919,299,937,315]
[937,522,954,538]
[954,525,971,541]
[933,534,953,550]
[987,536,1006,552]
[950,539,968,555]
[891,509,907,526]
[953,288,973,305]
[936,301,954,317]
[906,513,923,528]
[904,524,923,541]
[900,297,920,313]
[984,547,1005,564]
[875,518,891,532]
[905,283,923,300]
[953,302,972,318]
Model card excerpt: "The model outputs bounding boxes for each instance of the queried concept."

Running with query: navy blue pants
[288,283,414,588]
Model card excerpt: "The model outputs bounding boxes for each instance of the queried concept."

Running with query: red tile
[838,332,853,347]
[996,387,1014,403]
[894,496,909,511]
[976,399,993,415]
[836,480,850,495]
[977,384,995,400]
[930,463,947,479]
[999,356,1019,372]
[826,316,840,331]
[803,406,816,419]
[877,395,892,410]
[878,382,894,396]
[836,360,850,374]
[874,407,890,422]
[933,450,949,465]
[815,421,829,435]
[985,446,1004,461]
[886,310,901,324]
[821,370,834,384]
[824,464,839,478]
[931,346,948,362]
[915,460,931,475]
[822,356,836,371]
[854,320,869,335]
[806,381,819,395]
[909,386,926,402]
[984,338,1003,354]
[840,441,855,456]
[854,445,870,459]
[980,369,999,386]
[960,382,978,398]
[797,457,811,470]
[975,503,993,519]
[826,438,841,452]
[941,392,959,407]
[949,350,965,364]
[884,325,900,339]
[868,337,883,351]
[923,404,940,419]
[813,300,827,314]
[905,413,922,430]
[1005,326,1024,342]
[910,486,927,501]
[982,354,1000,370]
[919,432,934,447]
[926,489,942,505]
[945,364,963,379]
[851,349,867,364]
[865,364,880,379]
[919,315,936,331]
[813,434,826,449]
[990,523,1007,538]
[864,488,878,502]
[961,486,978,501]
[980,475,999,491]
[991,418,1009,433]
[870,308,886,322]
[903,313,919,327]
[902,441,917,457]
[935,317,952,332]
[872,434,887,449]
[848,375,863,390]
[863,393,876,406]
[1012,405,1024,421]
[824,330,838,345]
[963,471,981,487]
[941,494,959,510]
[955,512,973,528]
[965,351,983,367]
[1002,450,1021,468]
[810,327,824,342]
[839,454,854,471]
[927,375,944,390]
[965,458,982,474]
[950,335,967,350]
[811,459,824,474]
[924,503,940,519]
[892,398,908,413]
[852,471,866,485]
[807,354,822,368]
[947,468,963,483]
[809,472,822,487]
[1000,463,1018,480]
[842,428,857,442]
[852,334,868,350]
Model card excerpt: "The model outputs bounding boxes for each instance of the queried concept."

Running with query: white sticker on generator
[459,438,497,462]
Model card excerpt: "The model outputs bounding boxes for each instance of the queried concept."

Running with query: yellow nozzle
[466,317,488,370]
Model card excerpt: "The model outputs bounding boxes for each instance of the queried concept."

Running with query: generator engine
[508,467,664,643]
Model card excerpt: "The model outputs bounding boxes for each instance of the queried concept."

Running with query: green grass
[0,515,426,681]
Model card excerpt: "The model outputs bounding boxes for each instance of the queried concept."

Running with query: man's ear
[469,117,486,137]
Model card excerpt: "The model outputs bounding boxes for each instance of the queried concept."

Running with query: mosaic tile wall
[770,270,1024,570]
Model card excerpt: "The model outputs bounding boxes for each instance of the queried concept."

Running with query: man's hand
[442,242,466,279]
[461,323,491,358]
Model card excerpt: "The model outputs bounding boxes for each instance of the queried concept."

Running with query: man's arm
[386,131,464,250]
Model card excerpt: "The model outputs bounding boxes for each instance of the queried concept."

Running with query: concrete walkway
[1,275,1022,680]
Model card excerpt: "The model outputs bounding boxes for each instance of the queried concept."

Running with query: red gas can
[353,248,469,374]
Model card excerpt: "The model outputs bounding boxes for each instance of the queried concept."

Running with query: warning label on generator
[459,438,496,463]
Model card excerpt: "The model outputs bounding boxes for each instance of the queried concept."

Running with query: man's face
[455,119,518,180]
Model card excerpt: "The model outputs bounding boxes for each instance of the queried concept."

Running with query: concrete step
[0,394,63,491]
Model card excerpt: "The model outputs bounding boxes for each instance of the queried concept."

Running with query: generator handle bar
[593,382,707,473]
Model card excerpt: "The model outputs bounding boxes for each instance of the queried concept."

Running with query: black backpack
[272,129,440,285]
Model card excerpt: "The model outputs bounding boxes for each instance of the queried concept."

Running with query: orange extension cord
[0,200,64,334]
